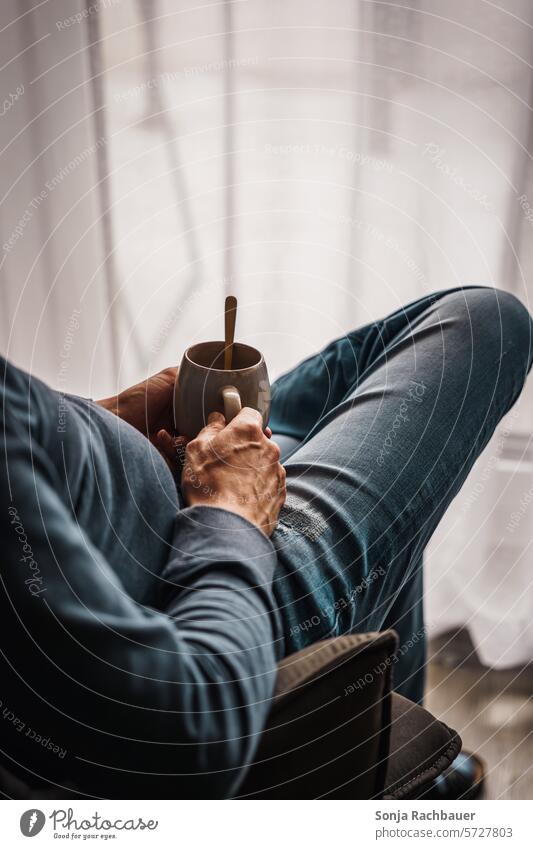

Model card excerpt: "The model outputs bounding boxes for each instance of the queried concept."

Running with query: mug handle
[221,385,242,423]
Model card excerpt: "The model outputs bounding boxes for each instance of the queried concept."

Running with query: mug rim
[185,340,264,373]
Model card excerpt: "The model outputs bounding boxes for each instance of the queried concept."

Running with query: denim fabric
[269,287,533,703]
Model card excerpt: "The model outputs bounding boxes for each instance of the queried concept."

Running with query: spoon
[224,295,237,370]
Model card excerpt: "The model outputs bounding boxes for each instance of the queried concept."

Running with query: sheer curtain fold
[0,0,115,397]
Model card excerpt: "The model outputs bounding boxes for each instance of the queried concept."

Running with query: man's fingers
[226,406,263,437]
[148,366,177,384]
[161,366,178,380]
[195,408,266,444]
[153,429,172,454]
[152,429,188,469]
[154,429,187,452]
[194,411,226,443]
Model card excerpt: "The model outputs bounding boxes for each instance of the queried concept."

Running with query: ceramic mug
[174,340,271,438]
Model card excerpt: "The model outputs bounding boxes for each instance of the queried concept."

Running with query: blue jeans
[268,287,533,704]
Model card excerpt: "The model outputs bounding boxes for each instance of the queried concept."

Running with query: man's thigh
[271,287,533,652]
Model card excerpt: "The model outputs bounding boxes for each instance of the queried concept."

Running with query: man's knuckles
[268,441,281,462]
[185,438,211,465]
[234,421,263,442]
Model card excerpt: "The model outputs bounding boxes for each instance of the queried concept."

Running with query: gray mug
[174,340,271,438]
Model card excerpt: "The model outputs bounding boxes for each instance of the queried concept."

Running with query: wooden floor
[425,630,533,800]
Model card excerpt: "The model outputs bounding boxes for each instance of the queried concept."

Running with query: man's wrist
[176,503,276,547]
[96,396,119,416]
[184,494,275,538]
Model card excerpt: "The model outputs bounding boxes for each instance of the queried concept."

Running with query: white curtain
[1,0,533,665]
[0,0,116,398]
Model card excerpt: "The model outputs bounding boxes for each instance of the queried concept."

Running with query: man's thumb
[208,411,226,427]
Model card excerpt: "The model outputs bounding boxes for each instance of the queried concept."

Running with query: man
[1,286,531,798]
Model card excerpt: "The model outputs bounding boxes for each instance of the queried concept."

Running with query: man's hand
[182,408,286,536]
[97,367,177,440]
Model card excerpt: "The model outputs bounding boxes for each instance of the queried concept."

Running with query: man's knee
[437,286,533,377]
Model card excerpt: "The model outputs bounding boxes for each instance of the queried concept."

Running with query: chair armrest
[236,631,398,799]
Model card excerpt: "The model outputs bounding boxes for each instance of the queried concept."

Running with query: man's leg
[270,287,533,703]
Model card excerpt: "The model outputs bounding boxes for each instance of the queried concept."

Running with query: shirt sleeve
[0,391,283,799]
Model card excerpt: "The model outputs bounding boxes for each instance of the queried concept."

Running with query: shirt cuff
[171,505,277,570]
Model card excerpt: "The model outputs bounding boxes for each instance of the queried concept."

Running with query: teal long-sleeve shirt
[0,356,282,798]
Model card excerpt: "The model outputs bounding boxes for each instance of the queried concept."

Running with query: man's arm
[1,407,283,798]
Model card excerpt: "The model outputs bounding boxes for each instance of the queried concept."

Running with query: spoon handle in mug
[224,295,237,370]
